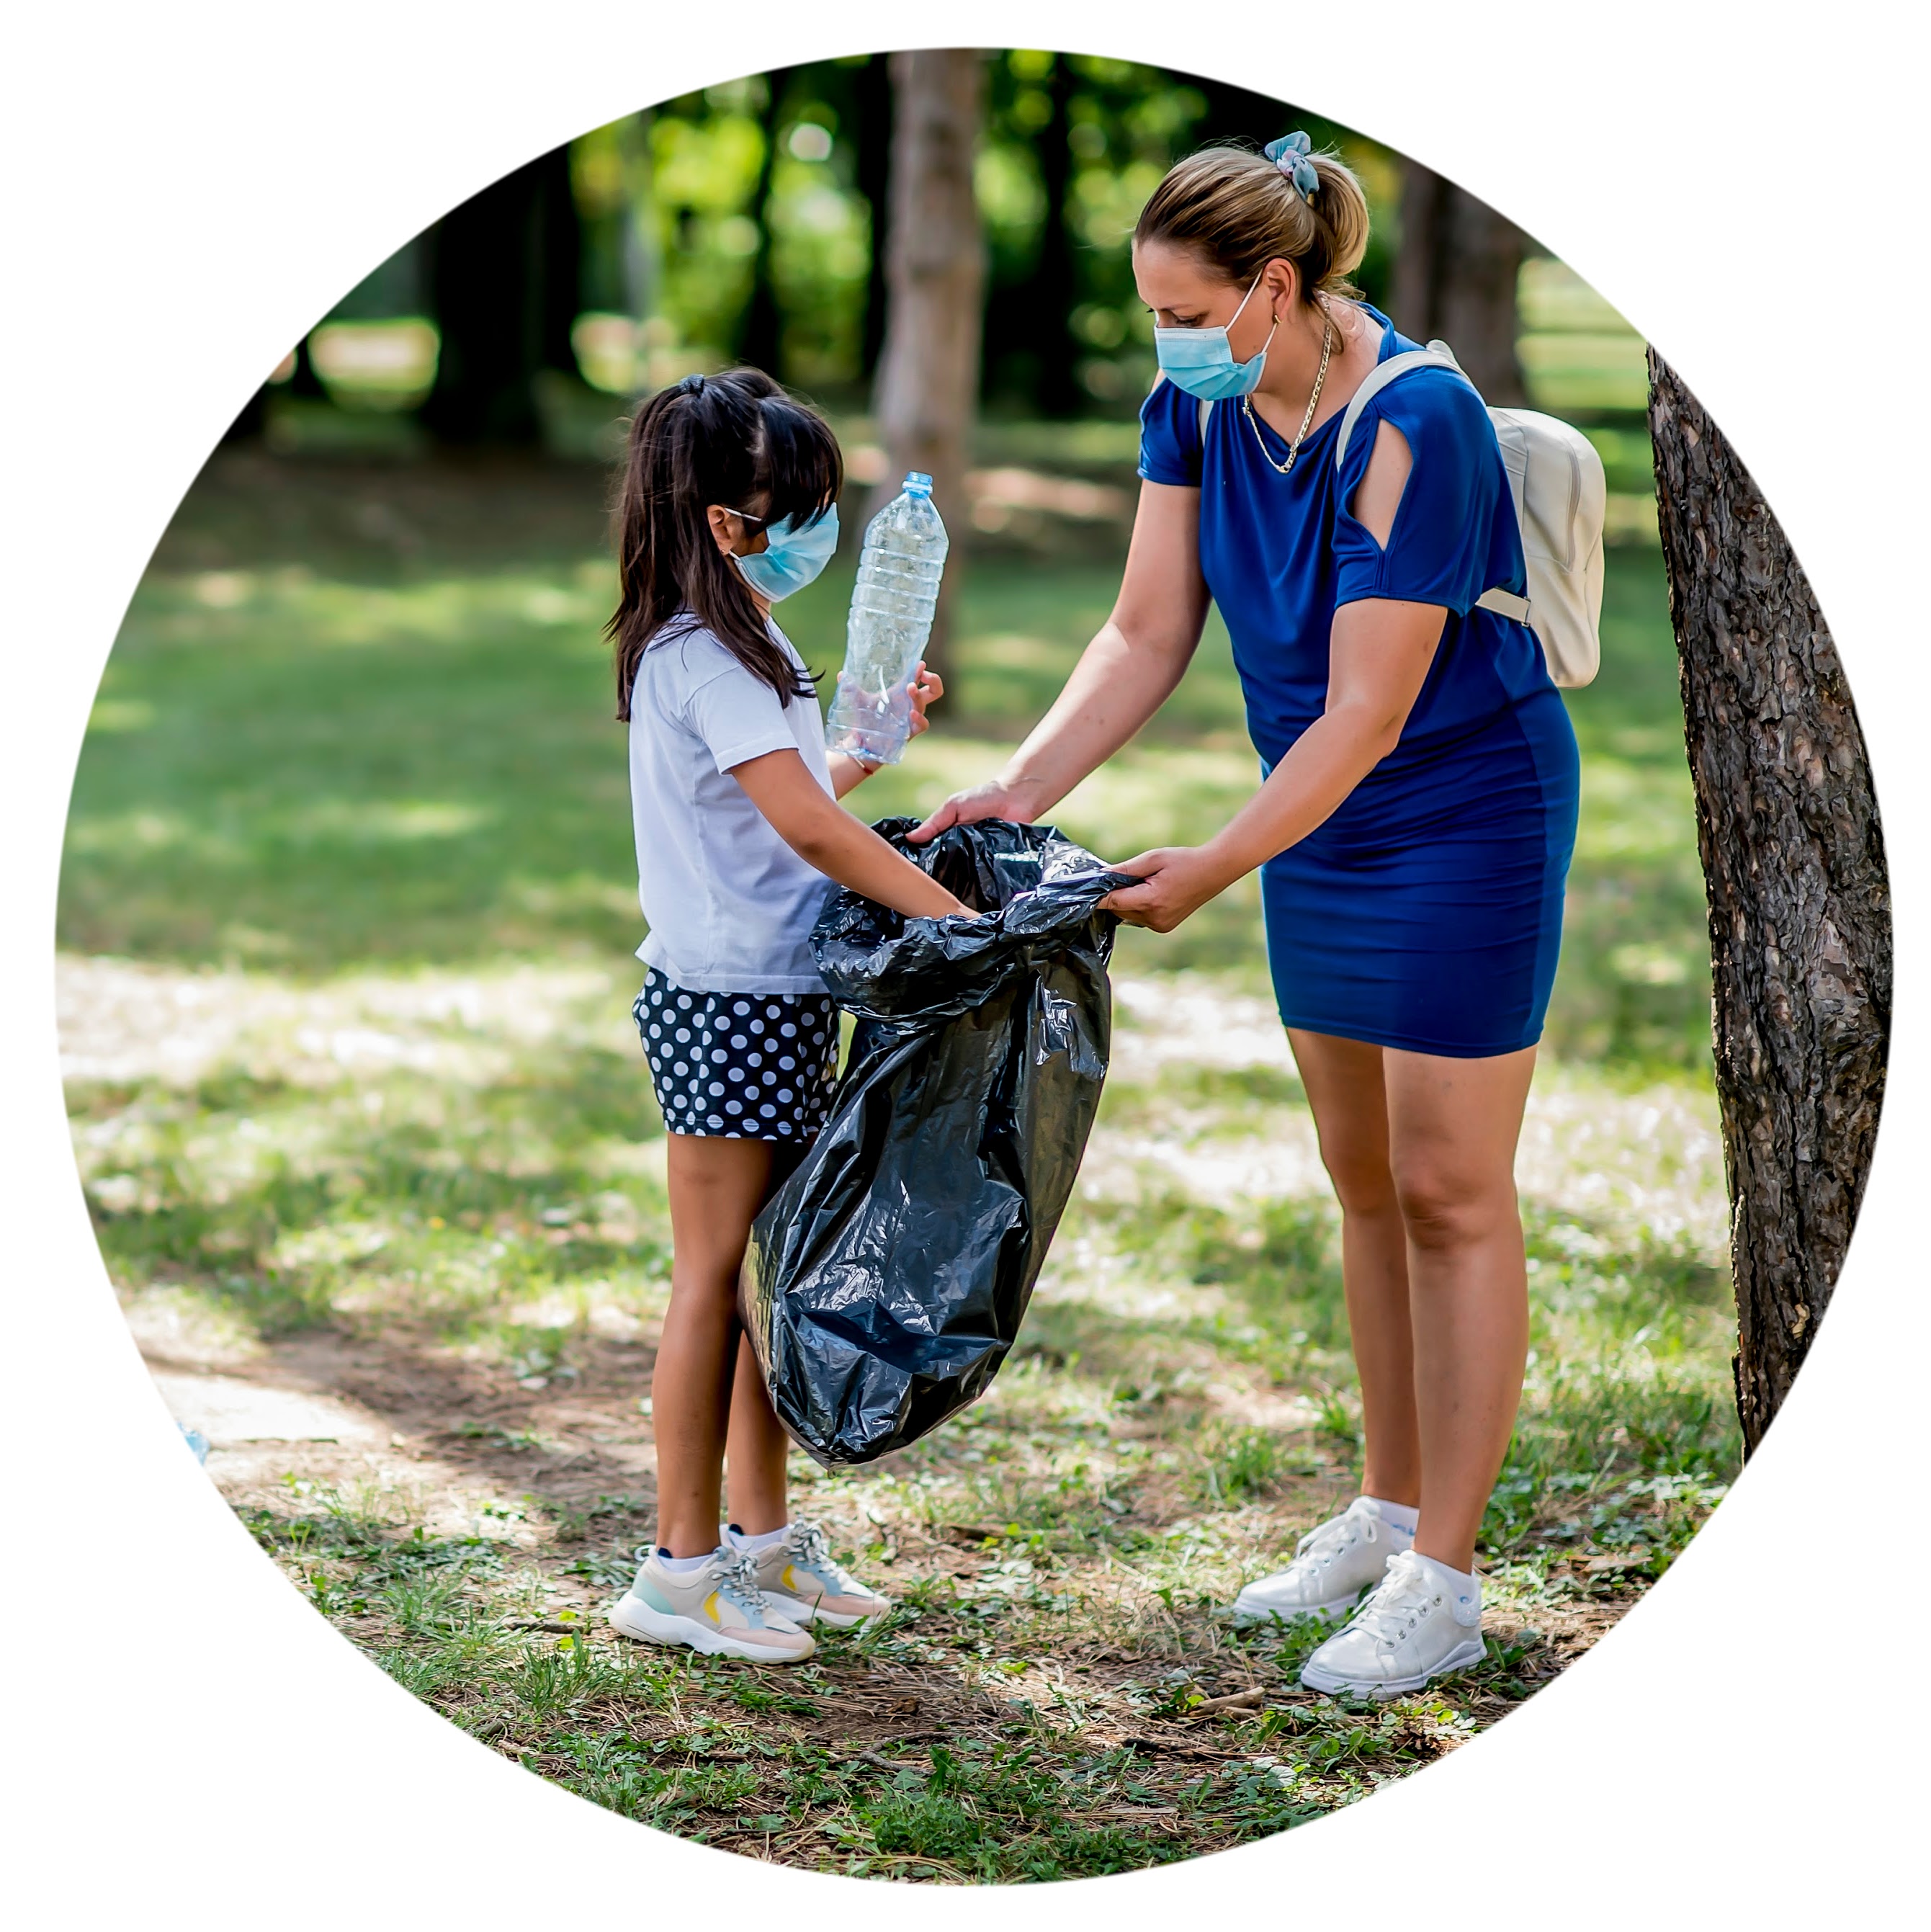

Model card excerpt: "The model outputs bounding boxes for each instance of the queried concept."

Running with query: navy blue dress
[1139,306,1580,1057]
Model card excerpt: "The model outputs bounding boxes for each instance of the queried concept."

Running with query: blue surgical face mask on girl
[730,504,840,602]
[1153,273,1279,401]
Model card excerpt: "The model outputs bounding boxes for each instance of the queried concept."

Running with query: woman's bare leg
[1286,1029,1420,1509]
[1382,1044,1539,1575]
[652,1134,779,1557]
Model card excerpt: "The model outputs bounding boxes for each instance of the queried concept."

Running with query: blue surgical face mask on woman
[730,504,840,602]
[1153,273,1279,401]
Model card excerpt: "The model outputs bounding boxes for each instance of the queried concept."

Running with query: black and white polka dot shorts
[632,967,841,1141]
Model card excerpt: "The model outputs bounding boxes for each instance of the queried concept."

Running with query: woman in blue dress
[914,137,1580,1695]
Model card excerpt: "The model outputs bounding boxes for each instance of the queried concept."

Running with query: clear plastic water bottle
[827,470,949,766]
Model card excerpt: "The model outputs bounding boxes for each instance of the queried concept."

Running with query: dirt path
[78,952,1709,1879]
[144,1305,1644,1879]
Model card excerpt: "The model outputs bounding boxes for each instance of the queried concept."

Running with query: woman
[913,137,1579,1695]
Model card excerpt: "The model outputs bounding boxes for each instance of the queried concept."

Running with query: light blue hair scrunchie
[1265,131,1320,205]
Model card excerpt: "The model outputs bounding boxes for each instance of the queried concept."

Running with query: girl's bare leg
[1286,1029,1420,1509]
[1382,1043,1539,1575]
[652,1134,780,1557]
[723,1335,791,1535]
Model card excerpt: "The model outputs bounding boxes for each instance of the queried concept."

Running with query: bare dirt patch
[147,1309,1654,1881]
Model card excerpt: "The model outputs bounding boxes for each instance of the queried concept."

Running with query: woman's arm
[1105,418,1440,929]
[731,748,967,918]
[909,481,1211,839]
[1102,594,1446,929]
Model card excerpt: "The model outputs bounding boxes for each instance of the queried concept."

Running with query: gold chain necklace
[1242,313,1335,475]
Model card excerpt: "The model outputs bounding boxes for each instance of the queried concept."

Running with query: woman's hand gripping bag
[743,818,1132,1465]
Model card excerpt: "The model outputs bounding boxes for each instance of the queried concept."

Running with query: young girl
[603,368,964,1663]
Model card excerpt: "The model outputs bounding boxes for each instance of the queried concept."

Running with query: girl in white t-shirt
[602,367,964,1664]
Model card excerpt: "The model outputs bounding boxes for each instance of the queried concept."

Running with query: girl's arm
[908,483,1211,839]
[732,749,968,918]
[828,664,944,800]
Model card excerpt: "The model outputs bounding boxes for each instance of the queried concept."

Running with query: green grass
[68,943,1736,1871]
[61,447,1737,1879]
[226,1461,1582,1881]
[66,456,1708,1066]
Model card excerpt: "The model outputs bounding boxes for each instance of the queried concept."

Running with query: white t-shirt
[627,617,836,995]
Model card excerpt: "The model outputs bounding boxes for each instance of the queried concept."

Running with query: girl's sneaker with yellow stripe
[608,1546,815,1663]
[728,1519,893,1629]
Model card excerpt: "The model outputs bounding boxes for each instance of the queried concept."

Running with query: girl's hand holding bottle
[830,661,943,798]
[905,662,944,739]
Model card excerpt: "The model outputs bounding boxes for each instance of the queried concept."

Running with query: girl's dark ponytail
[606,367,843,720]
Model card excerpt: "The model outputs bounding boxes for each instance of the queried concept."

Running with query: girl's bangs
[759,401,845,529]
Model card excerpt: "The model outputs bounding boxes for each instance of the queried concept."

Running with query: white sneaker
[732,1519,893,1629]
[607,1546,815,1663]
[1229,1497,1411,1625]
[1299,1549,1485,1696]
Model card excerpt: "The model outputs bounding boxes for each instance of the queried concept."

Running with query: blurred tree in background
[1389,161,1528,406]
[868,50,987,676]
[421,148,582,444]
[232,50,1603,486]
[241,55,1401,439]
[737,66,797,378]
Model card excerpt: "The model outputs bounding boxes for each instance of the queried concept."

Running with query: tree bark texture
[869,48,987,680]
[1647,349,1891,1453]
[1389,160,1526,407]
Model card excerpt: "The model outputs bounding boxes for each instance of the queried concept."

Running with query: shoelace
[1342,1554,1437,1646]
[785,1519,846,1587]
[633,1544,771,1621]
[1294,1508,1374,1570]
[714,1548,771,1618]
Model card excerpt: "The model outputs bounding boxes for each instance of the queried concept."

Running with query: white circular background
[5,5,1922,1921]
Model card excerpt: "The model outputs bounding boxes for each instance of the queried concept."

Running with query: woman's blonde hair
[1134,141,1371,309]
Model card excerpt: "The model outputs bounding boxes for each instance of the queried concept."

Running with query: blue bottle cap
[903,471,933,496]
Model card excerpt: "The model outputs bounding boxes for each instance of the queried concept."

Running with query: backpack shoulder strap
[1332,343,1466,470]
[1332,340,1536,629]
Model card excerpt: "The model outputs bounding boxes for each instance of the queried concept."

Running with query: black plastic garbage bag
[743,818,1132,1465]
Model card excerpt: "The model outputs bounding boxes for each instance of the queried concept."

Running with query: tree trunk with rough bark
[1390,159,1526,407]
[869,48,986,681]
[1647,349,1891,1453]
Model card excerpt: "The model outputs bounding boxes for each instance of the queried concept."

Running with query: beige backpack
[1201,339,1606,687]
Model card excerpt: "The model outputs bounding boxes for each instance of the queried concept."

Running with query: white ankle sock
[655,1547,712,1574]
[1362,1495,1420,1536]
[724,1522,789,1554]
[1411,1550,1482,1624]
